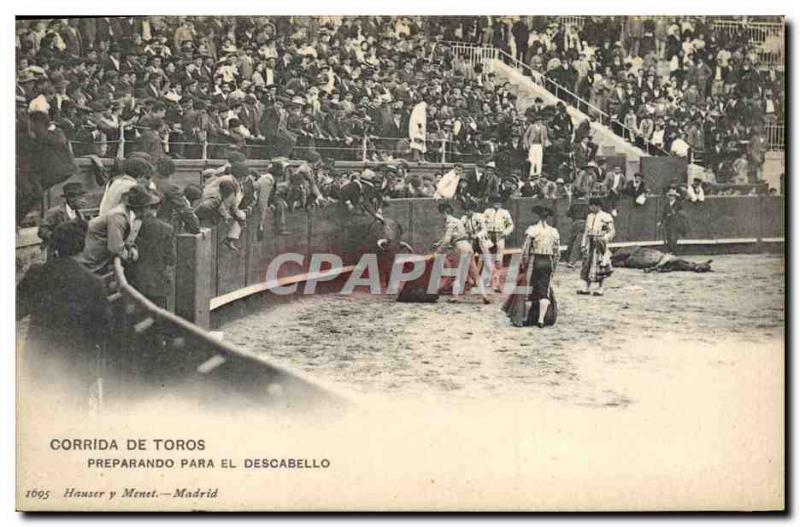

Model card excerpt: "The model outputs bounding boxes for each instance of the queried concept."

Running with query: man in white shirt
[433,202,490,304]
[603,165,626,217]
[686,177,705,203]
[482,195,515,291]
[78,185,158,273]
[98,156,156,216]
[670,136,690,158]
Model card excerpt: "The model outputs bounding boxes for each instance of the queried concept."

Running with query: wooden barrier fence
[171,195,784,324]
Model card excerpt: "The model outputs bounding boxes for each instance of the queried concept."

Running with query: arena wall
[640,157,690,192]
[22,159,783,328]
[172,194,784,327]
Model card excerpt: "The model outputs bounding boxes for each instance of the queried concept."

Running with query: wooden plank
[210,265,357,311]
[175,229,212,328]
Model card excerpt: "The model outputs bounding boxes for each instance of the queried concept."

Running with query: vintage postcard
[15,14,784,511]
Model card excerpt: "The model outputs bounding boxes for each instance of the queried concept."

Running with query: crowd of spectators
[16,16,531,166]
[446,15,784,183]
[16,16,783,198]
[14,16,784,395]
[15,16,784,229]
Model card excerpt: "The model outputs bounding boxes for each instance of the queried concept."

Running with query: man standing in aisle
[522,113,548,179]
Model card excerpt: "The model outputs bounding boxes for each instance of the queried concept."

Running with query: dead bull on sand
[611,246,713,273]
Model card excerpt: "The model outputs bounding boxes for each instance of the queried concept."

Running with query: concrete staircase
[491,60,647,178]
[763,151,784,193]
[490,58,713,184]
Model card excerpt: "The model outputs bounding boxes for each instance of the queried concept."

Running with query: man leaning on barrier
[195,162,249,252]
[154,156,201,234]
[78,185,161,274]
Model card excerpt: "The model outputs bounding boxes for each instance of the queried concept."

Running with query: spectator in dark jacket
[153,156,200,234]
[127,195,175,309]
[624,172,647,203]
[38,182,88,258]
[135,116,166,163]
[17,221,112,392]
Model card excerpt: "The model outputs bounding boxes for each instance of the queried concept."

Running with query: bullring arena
[14,15,786,512]
[14,15,785,409]
[221,254,784,403]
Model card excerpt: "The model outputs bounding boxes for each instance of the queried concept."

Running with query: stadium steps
[763,151,784,192]
[491,59,647,165]
[489,57,712,182]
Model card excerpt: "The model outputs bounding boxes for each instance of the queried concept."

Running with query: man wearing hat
[254,159,290,239]
[339,167,377,214]
[465,161,500,202]
[550,102,573,141]
[98,155,156,216]
[17,222,112,392]
[239,93,261,135]
[686,177,705,203]
[573,165,598,197]
[482,195,515,292]
[658,188,686,254]
[573,134,596,169]
[126,188,175,309]
[78,184,160,273]
[554,178,570,200]
[603,164,626,217]
[38,182,88,259]
[198,162,249,251]
[624,172,647,204]
[135,116,166,163]
[260,97,296,158]
[154,157,200,234]
[579,196,616,296]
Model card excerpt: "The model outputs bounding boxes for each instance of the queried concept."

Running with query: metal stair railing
[710,19,784,69]
[444,41,673,157]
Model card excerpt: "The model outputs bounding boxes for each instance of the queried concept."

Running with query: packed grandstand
[15,15,785,226]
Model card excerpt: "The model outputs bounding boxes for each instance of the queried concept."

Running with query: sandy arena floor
[222,254,785,406]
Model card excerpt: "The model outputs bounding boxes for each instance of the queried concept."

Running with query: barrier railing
[710,19,784,68]
[446,42,672,158]
[101,254,342,409]
[557,16,585,28]
[193,195,783,313]
[765,124,784,151]
[69,134,499,165]
[449,42,499,74]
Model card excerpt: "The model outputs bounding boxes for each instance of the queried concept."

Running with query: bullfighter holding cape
[578,196,616,296]
[503,205,560,328]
